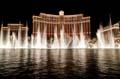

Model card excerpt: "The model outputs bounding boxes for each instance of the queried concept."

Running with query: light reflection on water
[0,49,120,79]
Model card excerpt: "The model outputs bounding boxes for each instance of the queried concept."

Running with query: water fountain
[41,26,47,49]
[23,24,29,48]
[60,25,68,49]
[6,27,11,48]
[78,23,87,48]
[71,24,79,48]
[33,26,42,49]
[96,17,116,48]
[51,26,60,49]
[0,24,3,48]
[96,24,107,48]
[0,19,120,49]
[108,18,115,48]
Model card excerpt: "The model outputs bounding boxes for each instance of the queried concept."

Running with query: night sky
[0,0,119,37]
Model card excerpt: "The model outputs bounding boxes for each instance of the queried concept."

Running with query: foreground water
[0,49,120,79]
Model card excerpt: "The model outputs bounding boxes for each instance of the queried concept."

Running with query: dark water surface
[0,49,120,79]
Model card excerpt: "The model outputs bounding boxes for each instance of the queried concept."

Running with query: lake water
[0,49,120,79]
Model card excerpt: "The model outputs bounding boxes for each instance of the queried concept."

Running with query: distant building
[0,23,28,42]
[102,22,120,43]
[32,10,91,39]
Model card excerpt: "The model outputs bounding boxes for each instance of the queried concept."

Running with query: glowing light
[59,10,64,16]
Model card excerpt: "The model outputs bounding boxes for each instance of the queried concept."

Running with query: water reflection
[97,49,120,78]
[0,49,120,79]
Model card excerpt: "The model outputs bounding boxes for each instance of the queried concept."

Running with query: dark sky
[0,0,119,36]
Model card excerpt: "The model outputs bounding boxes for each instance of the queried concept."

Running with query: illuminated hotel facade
[1,23,28,42]
[32,10,91,39]
[102,22,120,43]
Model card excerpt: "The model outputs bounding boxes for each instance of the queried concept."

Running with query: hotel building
[32,10,91,39]
[1,23,28,42]
[102,22,120,43]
